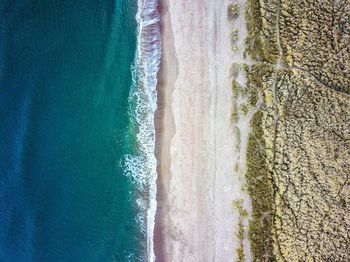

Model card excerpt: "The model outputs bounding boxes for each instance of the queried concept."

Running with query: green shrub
[227,3,239,20]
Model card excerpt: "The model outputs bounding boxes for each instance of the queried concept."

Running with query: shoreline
[153,0,177,260]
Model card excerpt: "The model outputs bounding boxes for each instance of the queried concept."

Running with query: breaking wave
[122,0,161,261]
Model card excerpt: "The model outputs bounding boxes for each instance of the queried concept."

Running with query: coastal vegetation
[227,3,239,21]
[228,3,270,259]
[230,80,240,123]
[230,63,241,78]
[231,29,239,43]
[232,199,248,262]
[245,109,274,261]
[243,0,350,260]
[228,3,240,52]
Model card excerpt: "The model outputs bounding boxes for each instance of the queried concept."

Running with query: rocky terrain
[244,0,350,260]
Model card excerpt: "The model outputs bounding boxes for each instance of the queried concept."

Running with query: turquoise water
[0,0,161,261]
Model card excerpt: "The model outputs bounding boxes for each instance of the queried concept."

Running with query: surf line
[127,0,161,261]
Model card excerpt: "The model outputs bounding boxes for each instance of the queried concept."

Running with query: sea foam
[123,0,161,261]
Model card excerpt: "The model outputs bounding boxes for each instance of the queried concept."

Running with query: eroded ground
[244,0,350,260]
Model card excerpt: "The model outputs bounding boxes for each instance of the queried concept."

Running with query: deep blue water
[0,1,143,261]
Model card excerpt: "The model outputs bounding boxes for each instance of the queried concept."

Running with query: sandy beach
[155,0,253,261]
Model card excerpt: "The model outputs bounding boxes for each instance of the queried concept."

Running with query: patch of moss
[233,199,249,218]
[227,3,239,21]
[249,87,259,107]
[231,109,238,124]
[231,29,239,43]
[242,63,250,76]
[232,44,239,52]
[233,198,247,262]
[241,103,250,115]
[231,80,240,124]
[231,63,241,78]
[233,126,241,151]
[236,220,245,262]
[231,79,240,98]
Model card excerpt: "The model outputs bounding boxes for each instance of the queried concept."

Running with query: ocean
[0,0,160,261]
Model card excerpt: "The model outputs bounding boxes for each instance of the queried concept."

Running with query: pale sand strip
[155,0,252,261]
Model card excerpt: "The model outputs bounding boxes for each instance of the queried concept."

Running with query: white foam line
[124,0,161,261]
